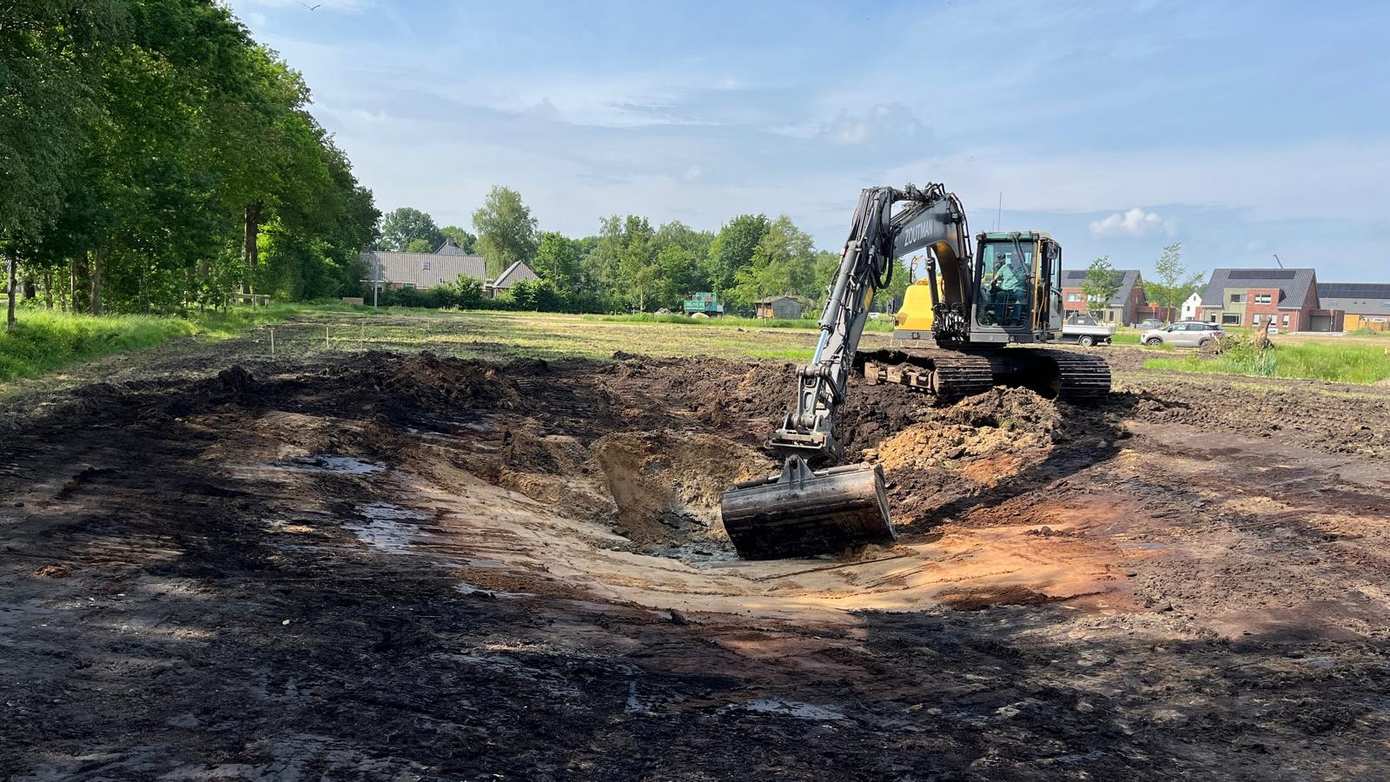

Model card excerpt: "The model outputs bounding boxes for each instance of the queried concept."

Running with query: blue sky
[228,0,1390,282]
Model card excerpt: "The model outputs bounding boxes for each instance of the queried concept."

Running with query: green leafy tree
[405,238,434,253]
[532,231,583,297]
[472,186,538,277]
[653,221,714,299]
[728,216,817,308]
[1082,256,1121,316]
[379,207,444,252]
[440,225,477,253]
[1142,241,1203,321]
[704,214,769,296]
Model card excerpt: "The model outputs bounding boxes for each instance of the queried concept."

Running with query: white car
[1142,321,1225,348]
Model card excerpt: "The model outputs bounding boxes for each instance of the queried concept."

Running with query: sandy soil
[2,343,1389,780]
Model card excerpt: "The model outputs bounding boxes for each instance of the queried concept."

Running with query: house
[1195,268,1343,332]
[1180,291,1202,321]
[755,295,804,319]
[1317,282,1390,332]
[1061,269,1151,325]
[361,240,540,299]
[361,240,488,291]
[486,260,540,297]
[434,238,470,256]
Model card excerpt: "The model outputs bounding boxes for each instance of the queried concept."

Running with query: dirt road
[2,340,1389,780]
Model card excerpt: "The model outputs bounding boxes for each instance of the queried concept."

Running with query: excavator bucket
[720,458,895,559]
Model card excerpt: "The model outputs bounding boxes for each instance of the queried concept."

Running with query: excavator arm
[771,183,969,461]
[720,183,970,559]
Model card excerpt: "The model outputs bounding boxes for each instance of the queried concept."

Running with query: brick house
[1317,282,1390,332]
[1195,269,1343,332]
[1061,269,1153,325]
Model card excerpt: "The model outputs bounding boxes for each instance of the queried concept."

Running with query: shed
[755,296,804,320]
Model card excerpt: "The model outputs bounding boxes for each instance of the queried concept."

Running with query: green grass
[589,312,896,333]
[0,305,296,383]
[1145,341,1390,385]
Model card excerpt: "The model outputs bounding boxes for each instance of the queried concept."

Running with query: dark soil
[2,348,1389,780]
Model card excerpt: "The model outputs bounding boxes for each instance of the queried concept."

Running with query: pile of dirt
[591,430,772,545]
[869,387,1063,479]
[366,351,522,414]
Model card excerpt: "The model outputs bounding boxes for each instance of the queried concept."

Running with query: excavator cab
[968,232,1061,343]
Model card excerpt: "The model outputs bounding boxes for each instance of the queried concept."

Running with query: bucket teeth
[720,458,894,559]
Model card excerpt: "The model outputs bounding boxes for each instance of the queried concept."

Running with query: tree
[1082,256,1121,316]
[653,221,714,298]
[704,215,769,295]
[1,0,121,327]
[379,207,443,252]
[405,238,434,253]
[1143,241,1203,320]
[532,231,583,296]
[440,225,476,254]
[728,216,817,308]
[472,186,537,278]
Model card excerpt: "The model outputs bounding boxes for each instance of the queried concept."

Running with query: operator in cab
[984,247,1029,325]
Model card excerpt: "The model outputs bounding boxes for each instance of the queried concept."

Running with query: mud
[3,347,1390,779]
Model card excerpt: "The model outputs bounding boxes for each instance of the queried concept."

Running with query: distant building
[487,260,540,297]
[755,295,804,320]
[361,240,539,299]
[1180,291,1202,321]
[361,240,488,291]
[1318,282,1390,332]
[1196,268,1343,332]
[1061,269,1156,325]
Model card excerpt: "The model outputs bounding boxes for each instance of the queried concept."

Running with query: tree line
[2,0,379,330]
[373,188,911,315]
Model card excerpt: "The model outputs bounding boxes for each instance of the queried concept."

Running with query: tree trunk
[6,256,16,332]
[70,257,79,313]
[243,202,262,298]
[43,268,54,310]
[89,249,103,315]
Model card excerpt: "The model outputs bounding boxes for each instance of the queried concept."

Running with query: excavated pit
[8,346,1390,779]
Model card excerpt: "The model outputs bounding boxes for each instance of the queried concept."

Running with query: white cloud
[1088,208,1169,237]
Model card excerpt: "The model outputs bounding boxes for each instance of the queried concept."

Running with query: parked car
[1141,321,1224,348]
[1136,318,1166,330]
[1059,313,1115,347]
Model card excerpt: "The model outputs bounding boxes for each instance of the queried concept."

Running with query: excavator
[719,183,1110,559]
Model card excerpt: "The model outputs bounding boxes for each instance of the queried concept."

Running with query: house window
[1252,314,1261,324]
[1229,294,1244,303]
[403,283,416,290]
[1254,293,1271,304]
[1066,293,1080,302]
[1282,314,1290,326]
[422,260,432,271]
[1221,313,1241,325]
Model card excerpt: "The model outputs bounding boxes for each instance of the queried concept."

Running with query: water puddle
[346,502,429,553]
[277,455,385,475]
[726,698,847,721]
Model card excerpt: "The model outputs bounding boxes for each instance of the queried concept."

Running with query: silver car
[1142,321,1225,348]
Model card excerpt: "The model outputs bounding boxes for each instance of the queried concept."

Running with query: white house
[1180,291,1202,320]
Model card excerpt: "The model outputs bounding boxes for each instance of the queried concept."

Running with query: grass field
[0,306,295,383]
[1145,340,1390,384]
[265,308,874,364]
